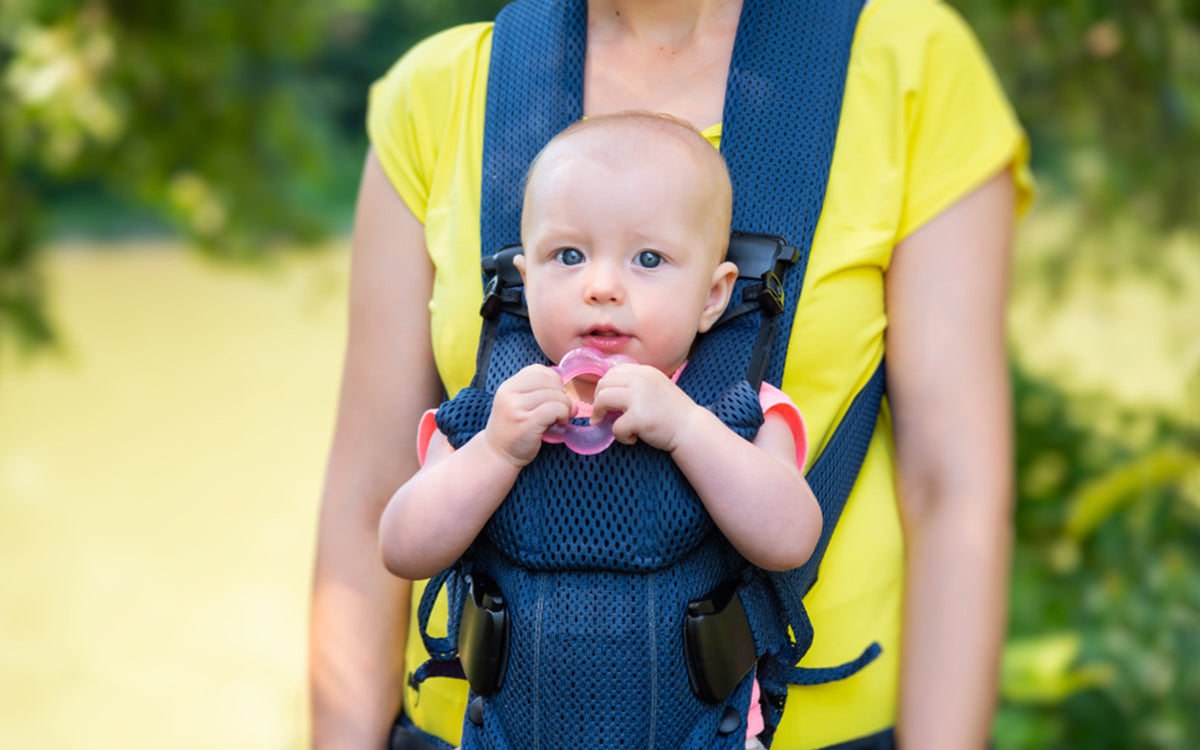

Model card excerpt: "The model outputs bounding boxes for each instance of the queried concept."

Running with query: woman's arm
[309,150,445,750]
[885,170,1017,750]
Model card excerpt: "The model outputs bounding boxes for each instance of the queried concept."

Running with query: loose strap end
[779,641,882,686]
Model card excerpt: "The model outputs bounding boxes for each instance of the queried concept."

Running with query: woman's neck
[588,0,742,49]
[584,0,742,128]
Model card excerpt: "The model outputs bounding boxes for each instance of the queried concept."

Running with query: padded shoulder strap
[718,0,866,386]
[480,0,586,263]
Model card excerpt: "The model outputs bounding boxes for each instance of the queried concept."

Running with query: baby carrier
[407,0,886,747]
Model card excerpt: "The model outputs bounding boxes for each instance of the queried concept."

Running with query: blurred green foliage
[959,0,1200,231]
[3,1,1199,746]
[961,5,1200,747]
[1001,362,1200,748]
[0,0,507,351]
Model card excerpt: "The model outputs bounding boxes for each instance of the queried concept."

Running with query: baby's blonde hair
[521,111,733,263]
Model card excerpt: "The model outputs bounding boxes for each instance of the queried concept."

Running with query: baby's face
[517,148,735,376]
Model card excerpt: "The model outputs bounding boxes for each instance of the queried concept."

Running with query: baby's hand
[486,364,574,468]
[591,364,700,452]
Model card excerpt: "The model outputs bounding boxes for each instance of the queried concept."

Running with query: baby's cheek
[527,320,565,366]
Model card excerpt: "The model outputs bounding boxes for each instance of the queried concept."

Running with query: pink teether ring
[542,347,636,455]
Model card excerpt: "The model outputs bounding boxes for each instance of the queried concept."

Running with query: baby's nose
[584,265,624,303]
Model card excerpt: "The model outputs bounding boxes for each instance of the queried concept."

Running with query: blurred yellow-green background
[2,2,1198,749]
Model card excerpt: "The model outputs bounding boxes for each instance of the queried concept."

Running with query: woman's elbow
[895,456,1014,541]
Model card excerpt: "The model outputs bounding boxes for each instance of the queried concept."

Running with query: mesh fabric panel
[457,542,755,750]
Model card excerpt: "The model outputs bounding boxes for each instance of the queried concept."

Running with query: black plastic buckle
[479,244,526,320]
[457,572,510,697]
[759,271,786,316]
[684,580,757,704]
[480,275,504,320]
[725,232,798,317]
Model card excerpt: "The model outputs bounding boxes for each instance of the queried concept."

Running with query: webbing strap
[417,567,466,661]
[766,360,886,677]
[784,642,883,686]
[797,361,887,594]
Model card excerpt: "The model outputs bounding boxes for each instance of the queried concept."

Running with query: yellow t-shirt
[367,0,1033,746]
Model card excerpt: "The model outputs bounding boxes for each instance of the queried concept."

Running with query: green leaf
[1001,632,1115,704]
[1064,447,1200,541]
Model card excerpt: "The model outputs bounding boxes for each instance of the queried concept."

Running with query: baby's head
[515,111,738,376]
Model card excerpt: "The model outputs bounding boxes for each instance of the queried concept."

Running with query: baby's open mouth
[582,328,630,352]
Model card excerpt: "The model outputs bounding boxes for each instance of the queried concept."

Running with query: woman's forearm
[897,484,1012,748]
[310,150,442,748]
[311,529,412,750]
[885,169,1017,748]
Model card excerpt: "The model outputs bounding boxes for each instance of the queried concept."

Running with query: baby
[380,111,821,748]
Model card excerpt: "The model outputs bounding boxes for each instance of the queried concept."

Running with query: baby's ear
[513,252,528,281]
[698,260,739,333]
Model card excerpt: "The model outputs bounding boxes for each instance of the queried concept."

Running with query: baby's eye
[555,247,584,266]
[635,250,663,268]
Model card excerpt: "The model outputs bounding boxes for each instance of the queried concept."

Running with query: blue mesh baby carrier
[406,0,886,747]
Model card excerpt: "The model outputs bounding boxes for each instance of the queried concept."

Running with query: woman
[309,0,1033,747]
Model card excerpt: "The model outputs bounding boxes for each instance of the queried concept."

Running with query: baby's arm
[592,365,820,572]
[379,365,573,579]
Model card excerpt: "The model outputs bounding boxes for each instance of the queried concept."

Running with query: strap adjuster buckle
[458,571,510,696]
[759,270,786,316]
[480,275,504,320]
[726,232,799,317]
[684,580,757,704]
[480,244,526,320]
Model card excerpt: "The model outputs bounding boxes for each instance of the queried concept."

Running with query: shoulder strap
[480,0,586,264]
[718,0,866,387]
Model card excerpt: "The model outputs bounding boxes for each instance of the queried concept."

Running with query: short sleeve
[366,23,492,224]
[895,2,1035,239]
[759,382,810,471]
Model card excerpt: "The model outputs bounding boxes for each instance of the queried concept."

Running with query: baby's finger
[609,413,640,445]
[509,388,560,416]
[595,363,640,389]
[532,399,572,429]
[589,377,617,409]
[590,381,630,420]
[508,363,564,392]
[537,366,572,392]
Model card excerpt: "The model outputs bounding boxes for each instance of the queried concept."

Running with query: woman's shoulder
[367,22,494,221]
[854,0,986,64]
[373,21,494,99]
[850,0,1012,121]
